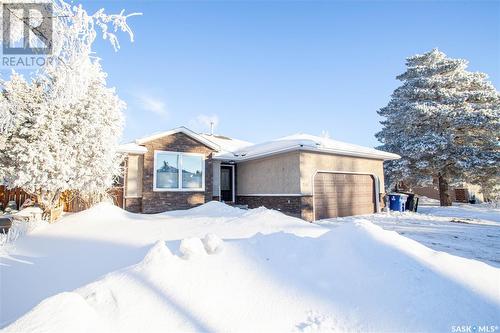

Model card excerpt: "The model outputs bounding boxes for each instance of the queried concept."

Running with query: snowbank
[5,219,499,332]
[163,200,246,218]
[3,292,103,333]
[0,201,324,327]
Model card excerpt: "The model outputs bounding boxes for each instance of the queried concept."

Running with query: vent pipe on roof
[210,121,214,136]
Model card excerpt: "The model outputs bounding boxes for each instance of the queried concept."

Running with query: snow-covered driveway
[318,204,500,268]
[1,202,499,332]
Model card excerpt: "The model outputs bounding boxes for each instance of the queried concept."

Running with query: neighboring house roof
[118,127,400,161]
[215,133,400,161]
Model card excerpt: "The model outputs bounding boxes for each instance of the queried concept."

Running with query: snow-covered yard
[1,202,499,332]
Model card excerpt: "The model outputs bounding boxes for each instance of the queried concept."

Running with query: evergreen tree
[377,49,500,206]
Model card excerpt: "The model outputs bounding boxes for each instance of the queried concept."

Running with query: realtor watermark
[2,2,54,67]
[451,325,499,333]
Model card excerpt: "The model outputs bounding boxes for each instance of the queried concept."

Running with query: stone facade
[300,196,314,221]
[132,132,215,214]
[124,197,142,213]
[236,195,303,219]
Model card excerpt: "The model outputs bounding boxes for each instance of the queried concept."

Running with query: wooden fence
[62,188,124,212]
[0,185,124,213]
[0,185,34,210]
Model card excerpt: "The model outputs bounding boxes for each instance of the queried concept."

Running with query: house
[413,182,484,203]
[117,127,400,221]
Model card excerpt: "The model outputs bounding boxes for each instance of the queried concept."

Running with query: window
[155,153,179,189]
[154,151,205,191]
[182,155,203,189]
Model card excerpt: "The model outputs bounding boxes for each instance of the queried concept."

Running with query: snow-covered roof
[215,133,400,161]
[119,127,399,161]
[199,134,253,154]
[135,127,220,150]
[117,142,148,154]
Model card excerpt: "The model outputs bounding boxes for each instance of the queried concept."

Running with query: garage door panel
[314,173,376,220]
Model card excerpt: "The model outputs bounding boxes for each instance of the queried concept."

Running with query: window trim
[153,150,205,192]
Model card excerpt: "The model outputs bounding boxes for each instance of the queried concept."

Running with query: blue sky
[86,1,499,146]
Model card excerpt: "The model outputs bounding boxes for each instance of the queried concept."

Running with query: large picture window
[154,151,205,191]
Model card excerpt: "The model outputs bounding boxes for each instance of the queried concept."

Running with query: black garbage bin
[0,216,12,234]
[405,194,419,212]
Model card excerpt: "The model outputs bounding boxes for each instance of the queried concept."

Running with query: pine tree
[376,49,500,206]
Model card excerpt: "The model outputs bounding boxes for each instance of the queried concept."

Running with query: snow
[2,202,499,332]
[116,142,148,154]
[199,133,253,153]
[215,133,400,161]
[179,237,208,259]
[418,204,500,224]
[122,127,399,162]
[119,129,253,156]
[319,203,500,267]
[202,233,224,254]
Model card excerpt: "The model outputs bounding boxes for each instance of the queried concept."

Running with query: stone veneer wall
[124,197,142,213]
[140,132,215,213]
[300,196,314,221]
[236,196,303,219]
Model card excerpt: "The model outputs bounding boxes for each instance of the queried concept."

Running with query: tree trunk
[438,173,452,206]
[35,189,62,213]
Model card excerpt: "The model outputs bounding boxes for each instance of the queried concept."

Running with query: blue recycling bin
[389,194,405,212]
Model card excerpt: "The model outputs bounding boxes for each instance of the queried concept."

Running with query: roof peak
[119,126,400,161]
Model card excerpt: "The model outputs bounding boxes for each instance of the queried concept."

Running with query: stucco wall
[299,151,385,195]
[125,154,143,198]
[236,151,301,195]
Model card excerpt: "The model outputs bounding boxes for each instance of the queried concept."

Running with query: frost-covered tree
[377,49,500,206]
[62,62,125,206]
[1,73,68,209]
[469,164,500,202]
[0,1,139,210]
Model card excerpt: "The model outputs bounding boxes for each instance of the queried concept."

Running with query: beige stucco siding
[299,151,385,195]
[125,154,144,197]
[236,151,301,195]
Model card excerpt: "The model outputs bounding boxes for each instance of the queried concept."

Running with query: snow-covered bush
[0,218,48,247]
[0,1,139,211]
[377,49,500,206]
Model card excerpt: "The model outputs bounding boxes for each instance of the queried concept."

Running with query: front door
[220,165,234,202]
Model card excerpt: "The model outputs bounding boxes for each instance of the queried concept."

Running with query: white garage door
[314,172,376,220]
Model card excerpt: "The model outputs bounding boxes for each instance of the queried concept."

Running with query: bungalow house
[117,127,400,221]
